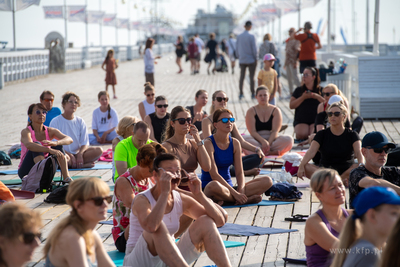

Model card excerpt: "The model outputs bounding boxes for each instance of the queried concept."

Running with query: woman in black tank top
[144,96,170,143]
[244,86,293,156]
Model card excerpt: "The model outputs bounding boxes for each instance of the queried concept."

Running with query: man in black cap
[293,21,322,74]
[349,131,400,207]
[236,20,258,100]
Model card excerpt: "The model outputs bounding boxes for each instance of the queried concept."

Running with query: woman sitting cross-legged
[202,108,273,206]
[305,169,350,267]
[112,143,166,252]
[144,95,170,143]
[44,177,114,267]
[202,90,265,177]
[244,85,293,156]
[297,103,363,185]
[19,103,73,183]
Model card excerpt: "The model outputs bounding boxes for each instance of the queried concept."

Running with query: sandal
[285,214,309,222]
[62,177,73,183]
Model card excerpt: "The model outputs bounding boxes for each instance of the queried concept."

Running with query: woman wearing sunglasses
[203,90,265,177]
[113,143,166,252]
[289,67,324,140]
[44,177,114,267]
[202,108,272,205]
[186,89,208,134]
[297,103,363,185]
[138,82,156,120]
[0,202,42,267]
[144,95,170,143]
[244,86,293,156]
[19,103,73,182]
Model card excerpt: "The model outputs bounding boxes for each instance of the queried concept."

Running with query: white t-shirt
[195,37,205,53]
[144,48,154,74]
[50,115,89,154]
[92,107,119,133]
[227,38,237,56]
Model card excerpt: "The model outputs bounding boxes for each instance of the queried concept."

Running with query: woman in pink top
[18,103,73,182]
[112,142,167,252]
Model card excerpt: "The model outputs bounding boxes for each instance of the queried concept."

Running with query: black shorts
[299,60,316,74]
[115,233,127,252]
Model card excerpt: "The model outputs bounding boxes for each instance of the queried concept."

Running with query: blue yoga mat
[218,223,297,236]
[0,163,112,175]
[223,199,294,209]
[99,220,113,225]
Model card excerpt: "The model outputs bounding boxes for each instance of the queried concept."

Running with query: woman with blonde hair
[304,169,350,267]
[202,90,265,177]
[44,177,114,267]
[330,186,400,267]
[297,103,363,184]
[0,203,42,267]
[111,116,139,179]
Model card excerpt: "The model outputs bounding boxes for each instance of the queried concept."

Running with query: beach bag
[21,155,58,193]
[44,185,68,204]
[0,151,11,166]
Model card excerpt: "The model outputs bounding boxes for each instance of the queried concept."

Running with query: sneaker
[239,94,244,100]
[279,124,288,132]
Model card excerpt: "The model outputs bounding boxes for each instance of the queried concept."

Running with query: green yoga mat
[107,240,245,266]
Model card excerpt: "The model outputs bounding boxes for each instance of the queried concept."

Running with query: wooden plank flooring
[0,53,398,266]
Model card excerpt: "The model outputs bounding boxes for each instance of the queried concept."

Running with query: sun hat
[263,53,276,61]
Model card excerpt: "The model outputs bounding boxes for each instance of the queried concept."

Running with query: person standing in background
[226,33,237,74]
[285,28,301,96]
[144,38,161,86]
[101,49,118,99]
[194,33,205,74]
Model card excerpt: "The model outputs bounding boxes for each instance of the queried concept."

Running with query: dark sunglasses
[35,110,47,115]
[156,104,168,108]
[216,97,229,102]
[322,92,333,97]
[218,117,235,123]
[180,169,189,183]
[42,98,54,103]
[87,195,113,206]
[327,111,342,117]
[20,232,42,244]
[146,93,155,97]
[173,118,192,125]
[367,147,391,154]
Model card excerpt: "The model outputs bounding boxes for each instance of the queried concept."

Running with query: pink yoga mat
[10,189,35,199]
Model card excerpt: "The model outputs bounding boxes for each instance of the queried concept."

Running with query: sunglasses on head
[156,104,168,108]
[87,195,113,206]
[327,111,342,117]
[42,98,54,103]
[146,93,155,97]
[35,110,47,115]
[173,118,192,125]
[215,97,229,102]
[218,117,235,123]
[20,232,42,244]
[367,147,391,154]
[322,92,333,97]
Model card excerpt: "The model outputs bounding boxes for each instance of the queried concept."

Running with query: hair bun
[155,144,167,156]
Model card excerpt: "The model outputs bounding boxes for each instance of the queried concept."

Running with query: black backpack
[386,146,400,167]
[44,185,68,204]
[0,151,11,166]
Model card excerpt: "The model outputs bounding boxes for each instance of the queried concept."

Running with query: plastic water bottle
[280,166,286,182]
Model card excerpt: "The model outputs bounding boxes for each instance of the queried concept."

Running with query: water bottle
[280,166,286,182]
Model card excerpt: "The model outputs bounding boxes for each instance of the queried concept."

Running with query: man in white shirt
[50,92,103,169]
[195,33,205,74]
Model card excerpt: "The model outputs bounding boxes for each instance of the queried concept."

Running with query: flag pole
[12,0,16,50]
[64,0,68,50]
[128,0,131,46]
[115,0,118,46]
[99,0,102,46]
[85,0,88,49]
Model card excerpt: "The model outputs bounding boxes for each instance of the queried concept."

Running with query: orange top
[295,33,320,61]
[0,181,15,202]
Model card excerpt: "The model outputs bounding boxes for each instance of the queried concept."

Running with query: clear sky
[0,0,399,48]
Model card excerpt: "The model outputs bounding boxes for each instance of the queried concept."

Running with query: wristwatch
[197,140,204,146]
[255,147,261,153]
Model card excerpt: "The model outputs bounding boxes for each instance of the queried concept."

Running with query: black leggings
[230,154,263,177]
[18,143,65,179]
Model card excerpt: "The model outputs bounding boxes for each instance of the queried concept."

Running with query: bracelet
[255,147,261,153]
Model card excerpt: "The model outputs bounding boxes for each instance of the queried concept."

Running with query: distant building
[186,5,236,41]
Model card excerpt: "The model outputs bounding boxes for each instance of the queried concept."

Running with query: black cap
[304,21,312,29]
[362,131,396,149]
[245,21,252,27]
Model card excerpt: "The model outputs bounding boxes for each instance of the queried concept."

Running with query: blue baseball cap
[353,187,400,218]
[361,131,396,149]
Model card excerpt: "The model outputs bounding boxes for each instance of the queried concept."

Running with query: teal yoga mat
[1,179,22,185]
[107,240,245,265]
[0,163,112,175]
[223,199,294,209]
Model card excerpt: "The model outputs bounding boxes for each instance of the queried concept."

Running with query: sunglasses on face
[218,117,235,123]
[327,111,342,117]
[87,195,113,206]
[146,93,155,97]
[20,232,42,244]
[173,118,192,125]
[215,97,229,102]
[156,104,168,108]
[367,147,391,154]
[42,98,54,103]
[35,110,47,115]
[322,92,334,97]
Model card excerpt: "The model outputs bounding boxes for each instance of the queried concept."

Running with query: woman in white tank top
[138,82,156,120]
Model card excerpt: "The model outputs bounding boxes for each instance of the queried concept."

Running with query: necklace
[171,136,188,154]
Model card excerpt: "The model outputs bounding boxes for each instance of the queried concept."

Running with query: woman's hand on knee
[297,165,306,180]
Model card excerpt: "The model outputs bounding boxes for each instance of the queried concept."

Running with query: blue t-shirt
[28,107,62,127]
[201,135,234,188]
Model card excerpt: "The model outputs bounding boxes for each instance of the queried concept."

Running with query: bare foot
[244,168,260,176]
[245,195,262,204]
[82,162,95,168]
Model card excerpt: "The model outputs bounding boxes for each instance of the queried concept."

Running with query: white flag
[16,0,40,11]
[87,10,105,24]
[117,18,129,29]
[103,13,116,26]
[43,6,64,19]
[0,0,12,11]
[68,5,86,22]
[273,0,320,10]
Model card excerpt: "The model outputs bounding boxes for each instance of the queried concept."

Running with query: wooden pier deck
[0,53,399,266]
